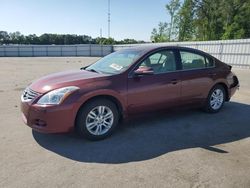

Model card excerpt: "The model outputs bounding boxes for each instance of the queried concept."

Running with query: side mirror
[134,66,154,76]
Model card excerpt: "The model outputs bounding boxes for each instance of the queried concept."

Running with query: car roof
[120,45,211,57]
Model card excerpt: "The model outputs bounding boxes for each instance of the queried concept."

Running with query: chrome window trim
[128,55,216,78]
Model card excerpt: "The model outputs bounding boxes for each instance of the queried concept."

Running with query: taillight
[231,76,239,88]
[227,73,239,88]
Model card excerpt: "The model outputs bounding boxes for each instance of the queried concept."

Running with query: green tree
[152,0,250,41]
[151,22,170,42]
[194,0,224,40]
[121,39,138,44]
[39,34,50,44]
[95,37,116,45]
[0,31,144,45]
[151,0,180,42]
[165,0,181,40]
[178,0,195,41]
[0,31,10,44]
[25,34,39,44]
[221,0,250,39]
[9,31,24,44]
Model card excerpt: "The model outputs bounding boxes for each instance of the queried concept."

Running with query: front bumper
[21,101,77,133]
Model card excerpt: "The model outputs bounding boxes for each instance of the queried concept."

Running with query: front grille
[21,88,40,102]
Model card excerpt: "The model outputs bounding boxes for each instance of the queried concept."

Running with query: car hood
[29,70,107,93]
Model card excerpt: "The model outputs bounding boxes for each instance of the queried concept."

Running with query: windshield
[86,50,143,75]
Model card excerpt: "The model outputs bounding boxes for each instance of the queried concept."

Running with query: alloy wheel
[85,106,114,136]
[210,89,224,110]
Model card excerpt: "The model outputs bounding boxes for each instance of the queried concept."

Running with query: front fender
[72,89,127,120]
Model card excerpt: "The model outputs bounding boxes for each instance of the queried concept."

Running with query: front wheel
[204,85,226,113]
[76,99,119,141]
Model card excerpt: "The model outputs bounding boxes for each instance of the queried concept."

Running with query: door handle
[170,79,179,85]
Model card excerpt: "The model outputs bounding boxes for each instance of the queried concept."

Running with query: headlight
[37,86,79,105]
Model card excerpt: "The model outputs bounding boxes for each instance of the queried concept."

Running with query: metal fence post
[18,46,20,57]
[32,46,34,57]
[89,44,92,56]
[219,43,224,61]
[3,46,6,57]
[196,43,199,49]
[101,44,103,57]
[46,46,48,56]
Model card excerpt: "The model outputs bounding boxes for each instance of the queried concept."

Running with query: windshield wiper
[80,66,87,70]
[88,69,98,73]
[85,68,101,73]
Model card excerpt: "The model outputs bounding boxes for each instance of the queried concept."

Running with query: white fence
[0,44,113,57]
[114,39,250,68]
[0,39,249,68]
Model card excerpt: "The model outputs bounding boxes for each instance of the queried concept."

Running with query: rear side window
[206,57,215,67]
[180,51,213,70]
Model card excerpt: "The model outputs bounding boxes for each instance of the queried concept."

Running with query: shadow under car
[32,101,250,164]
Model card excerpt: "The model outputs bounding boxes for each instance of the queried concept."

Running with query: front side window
[139,50,176,74]
[180,51,207,70]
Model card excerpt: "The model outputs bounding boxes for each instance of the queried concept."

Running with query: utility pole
[100,28,102,38]
[108,0,111,38]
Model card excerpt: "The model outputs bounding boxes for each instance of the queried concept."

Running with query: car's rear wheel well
[214,83,229,101]
[75,95,123,126]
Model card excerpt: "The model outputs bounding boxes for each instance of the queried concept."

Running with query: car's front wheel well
[75,95,123,126]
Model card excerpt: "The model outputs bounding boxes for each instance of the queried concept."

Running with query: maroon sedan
[21,46,239,140]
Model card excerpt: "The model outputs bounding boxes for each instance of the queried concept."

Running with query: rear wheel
[204,85,226,113]
[76,99,119,140]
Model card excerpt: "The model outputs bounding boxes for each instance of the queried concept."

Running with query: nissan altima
[21,46,239,140]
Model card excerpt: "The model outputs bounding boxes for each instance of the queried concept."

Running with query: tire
[204,85,226,113]
[76,99,119,141]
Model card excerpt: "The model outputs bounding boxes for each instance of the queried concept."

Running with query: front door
[127,50,181,114]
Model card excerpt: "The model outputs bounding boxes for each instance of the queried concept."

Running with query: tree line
[0,31,145,45]
[1,0,249,45]
[151,0,250,42]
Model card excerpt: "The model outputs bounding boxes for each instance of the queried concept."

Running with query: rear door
[178,50,215,104]
[127,49,181,114]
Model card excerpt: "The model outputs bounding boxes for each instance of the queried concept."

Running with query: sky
[0,0,171,41]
